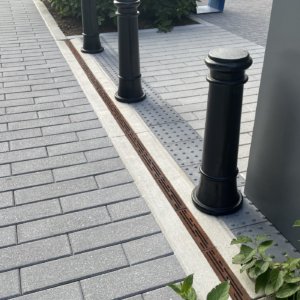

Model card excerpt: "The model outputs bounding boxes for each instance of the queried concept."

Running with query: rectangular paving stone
[124,296,142,300]
[5,89,59,100]
[38,104,93,118]
[63,98,89,107]
[0,226,17,249]
[0,142,9,153]
[14,282,84,300]
[18,206,110,243]
[123,234,173,266]
[7,101,64,114]
[21,245,128,294]
[142,286,182,300]
[0,191,14,209]
[80,256,186,300]
[0,147,47,164]
[34,92,85,104]
[0,164,11,177]
[8,115,70,131]
[15,177,98,205]
[0,235,71,272]
[85,147,119,163]
[77,128,107,141]
[47,138,112,156]
[12,152,86,175]
[42,120,101,136]
[0,170,53,192]
[0,270,20,299]
[69,214,160,254]
[53,158,125,182]
[0,199,61,227]
[10,132,78,150]
[107,198,150,222]
[4,78,53,88]
[0,112,37,124]
[0,98,34,108]
[0,124,7,132]
[0,128,42,142]
[31,81,78,91]
[60,183,140,213]
[70,111,98,123]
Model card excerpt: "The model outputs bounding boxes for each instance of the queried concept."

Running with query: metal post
[114,0,146,103]
[81,0,104,53]
[192,48,252,216]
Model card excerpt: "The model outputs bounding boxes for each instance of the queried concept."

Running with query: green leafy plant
[167,274,230,300]
[45,0,196,32]
[231,232,300,299]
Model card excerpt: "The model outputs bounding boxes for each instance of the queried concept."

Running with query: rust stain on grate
[65,40,251,300]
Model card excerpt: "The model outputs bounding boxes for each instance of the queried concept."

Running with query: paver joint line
[65,39,250,300]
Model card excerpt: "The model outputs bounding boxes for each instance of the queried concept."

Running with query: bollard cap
[205,48,253,84]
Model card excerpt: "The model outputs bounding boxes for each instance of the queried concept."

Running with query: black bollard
[192,48,252,216]
[114,0,146,103]
[81,0,104,53]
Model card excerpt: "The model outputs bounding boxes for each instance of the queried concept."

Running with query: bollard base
[81,47,104,54]
[115,91,146,104]
[192,187,243,216]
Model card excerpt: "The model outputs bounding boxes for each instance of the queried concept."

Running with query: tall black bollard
[192,48,252,216]
[81,0,104,53]
[114,0,146,103]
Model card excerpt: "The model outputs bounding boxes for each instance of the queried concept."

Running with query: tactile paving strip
[90,36,299,262]
[232,222,299,262]
[150,122,200,144]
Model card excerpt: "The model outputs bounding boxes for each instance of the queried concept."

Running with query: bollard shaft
[114,0,146,103]
[192,48,252,216]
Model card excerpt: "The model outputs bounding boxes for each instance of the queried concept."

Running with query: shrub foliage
[46,0,197,32]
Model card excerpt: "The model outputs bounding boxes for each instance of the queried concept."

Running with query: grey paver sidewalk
[0,0,186,299]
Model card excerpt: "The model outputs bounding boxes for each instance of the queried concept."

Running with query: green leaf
[265,281,275,296]
[241,259,257,273]
[255,268,271,293]
[248,266,257,279]
[167,283,183,295]
[258,240,274,257]
[207,281,230,300]
[231,236,253,245]
[63,5,69,12]
[239,245,258,264]
[294,220,300,227]
[297,291,300,300]
[256,235,271,241]
[271,269,284,291]
[187,287,197,300]
[255,260,270,277]
[283,275,300,283]
[182,274,194,294]
[276,283,300,298]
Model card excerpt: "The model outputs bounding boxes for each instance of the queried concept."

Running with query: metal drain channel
[65,40,250,300]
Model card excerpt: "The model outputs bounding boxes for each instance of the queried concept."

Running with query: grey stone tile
[80,256,185,300]
[0,226,17,249]
[18,206,111,243]
[6,101,63,114]
[31,81,78,91]
[12,152,86,174]
[53,158,125,182]
[0,128,42,142]
[0,123,7,132]
[0,147,47,164]
[95,169,133,188]
[10,132,78,150]
[0,164,11,177]
[143,286,182,300]
[47,138,112,156]
[5,89,59,101]
[0,270,20,299]
[0,199,61,227]
[35,92,86,104]
[0,142,9,153]
[107,197,150,222]
[0,235,71,272]
[42,120,101,136]
[15,177,98,205]
[21,245,128,294]
[124,296,142,300]
[0,191,14,208]
[38,104,93,118]
[77,128,108,141]
[0,170,53,192]
[63,98,89,107]
[0,112,37,124]
[69,214,161,254]
[70,111,98,123]
[14,282,84,300]
[60,183,140,213]
[0,98,34,108]
[123,233,173,265]
[4,78,53,88]
[8,115,70,131]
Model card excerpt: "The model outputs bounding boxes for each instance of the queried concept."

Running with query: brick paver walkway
[0,0,185,299]
[196,0,273,47]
